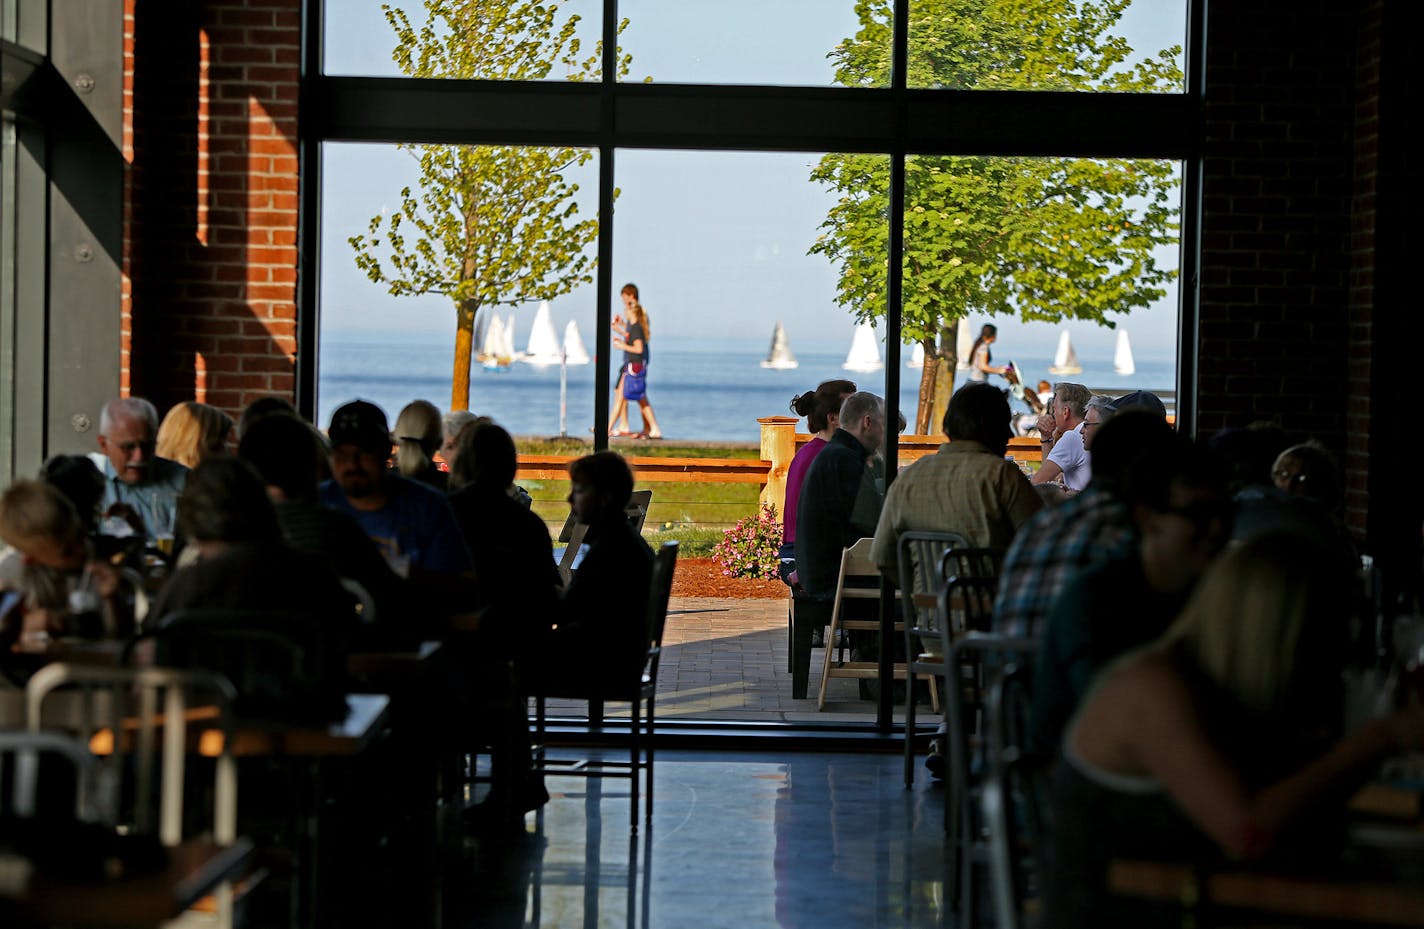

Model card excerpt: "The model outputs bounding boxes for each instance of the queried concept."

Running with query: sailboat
[760,321,799,370]
[521,300,563,366]
[843,321,884,372]
[1048,330,1082,375]
[956,322,974,370]
[1114,329,1136,376]
[562,320,590,365]
[907,342,925,369]
[478,314,517,371]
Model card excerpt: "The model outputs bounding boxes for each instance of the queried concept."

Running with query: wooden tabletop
[1108,858,1424,927]
[3,838,254,929]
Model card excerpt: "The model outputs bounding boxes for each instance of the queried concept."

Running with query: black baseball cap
[1112,390,1167,419]
[327,400,392,453]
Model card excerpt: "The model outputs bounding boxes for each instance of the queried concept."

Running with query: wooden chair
[25,663,242,928]
[557,489,653,586]
[532,540,678,832]
[816,538,911,710]
[897,531,969,786]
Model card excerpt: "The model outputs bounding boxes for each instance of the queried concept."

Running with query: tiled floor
[444,749,955,929]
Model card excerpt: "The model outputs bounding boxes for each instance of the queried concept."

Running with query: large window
[305,0,1202,730]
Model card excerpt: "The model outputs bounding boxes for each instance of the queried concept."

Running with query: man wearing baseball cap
[319,399,471,578]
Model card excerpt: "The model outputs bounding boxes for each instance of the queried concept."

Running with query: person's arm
[1032,458,1063,485]
[1113,658,1423,858]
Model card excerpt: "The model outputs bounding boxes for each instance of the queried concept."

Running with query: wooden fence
[516,417,1045,530]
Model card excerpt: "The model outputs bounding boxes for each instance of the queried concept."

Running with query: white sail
[1113,329,1136,376]
[843,321,884,372]
[562,320,590,365]
[522,300,563,365]
[1048,330,1082,375]
[501,313,519,359]
[907,342,925,369]
[479,316,508,369]
[760,321,799,370]
[956,321,974,370]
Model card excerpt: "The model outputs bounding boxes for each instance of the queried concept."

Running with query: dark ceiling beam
[307,75,1199,158]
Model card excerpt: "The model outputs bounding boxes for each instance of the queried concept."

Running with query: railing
[516,418,1045,532]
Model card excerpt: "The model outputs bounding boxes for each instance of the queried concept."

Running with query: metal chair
[0,730,94,821]
[532,541,678,832]
[983,663,1051,929]
[940,595,1040,928]
[897,530,969,786]
[25,663,241,928]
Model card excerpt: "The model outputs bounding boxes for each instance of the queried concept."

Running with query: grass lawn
[516,438,764,557]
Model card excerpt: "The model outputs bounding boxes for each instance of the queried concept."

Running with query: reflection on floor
[445,749,953,929]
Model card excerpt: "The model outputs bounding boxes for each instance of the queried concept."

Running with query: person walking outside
[609,283,663,439]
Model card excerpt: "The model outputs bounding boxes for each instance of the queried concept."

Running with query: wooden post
[758,416,799,520]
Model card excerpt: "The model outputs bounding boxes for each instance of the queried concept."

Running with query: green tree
[811,0,1182,432]
[350,1,632,410]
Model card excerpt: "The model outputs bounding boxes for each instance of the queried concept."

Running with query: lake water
[318,332,1177,442]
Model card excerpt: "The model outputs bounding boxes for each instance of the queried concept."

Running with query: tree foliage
[350,1,632,410]
[810,0,1182,431]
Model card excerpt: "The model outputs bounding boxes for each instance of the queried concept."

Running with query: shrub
[711,503,782,579]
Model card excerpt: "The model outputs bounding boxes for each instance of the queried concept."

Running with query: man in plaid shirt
[994,410,1176,638]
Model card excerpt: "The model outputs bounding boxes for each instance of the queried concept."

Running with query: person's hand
[1036,413,1057,442]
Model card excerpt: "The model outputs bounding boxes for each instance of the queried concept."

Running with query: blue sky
[320,1,1187,361]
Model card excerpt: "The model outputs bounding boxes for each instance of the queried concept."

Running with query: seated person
[1046,533,1424,929]
[151,457,357,718]
[238,411,404,640]
[1,480,128,646]
[543,451,654,691]
[1030,438,1232,757]
[92,396,189,542]
[447,421,560,828]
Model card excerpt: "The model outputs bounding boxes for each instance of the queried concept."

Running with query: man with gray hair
[1032,381,1092,492]
[92,397,188,541]
[791,390,886,698]
[1081,395,1115,452]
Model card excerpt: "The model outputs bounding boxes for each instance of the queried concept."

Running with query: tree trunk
[928,320,960,433]
[915,337,939,434]
[451,300,477,411]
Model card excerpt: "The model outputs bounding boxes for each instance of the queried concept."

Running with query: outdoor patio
[547,595,915,725]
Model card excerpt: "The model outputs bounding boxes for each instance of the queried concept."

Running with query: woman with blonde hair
[392,399,446,491]
[1046,533,1424,928]
[608,283,662,439]
[156,401,234,469]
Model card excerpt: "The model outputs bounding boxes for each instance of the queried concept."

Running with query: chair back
[940,572,999,638]
[25,663,238,846]
[940,546,1003,589]
[133,608,342,723]
[641,542,679,682]
[897,531,969,634]
[984,663,1051,929]
[0,730,94,821]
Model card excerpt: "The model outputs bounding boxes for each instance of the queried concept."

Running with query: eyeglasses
[1272,467,1307,486]
[109,439,155,455]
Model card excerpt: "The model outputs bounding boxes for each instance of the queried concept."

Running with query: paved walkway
[553,596,927,725]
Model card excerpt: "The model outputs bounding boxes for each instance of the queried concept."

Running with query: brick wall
[1196,0,1358,450]
[124,0,301,420]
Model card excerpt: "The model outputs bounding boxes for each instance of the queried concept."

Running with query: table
[1,838,254,929]
[1108,858,1424,927]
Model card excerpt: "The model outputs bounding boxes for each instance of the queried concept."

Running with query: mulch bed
[671,558,787,599]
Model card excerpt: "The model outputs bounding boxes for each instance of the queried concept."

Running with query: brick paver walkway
[550,596,925,725]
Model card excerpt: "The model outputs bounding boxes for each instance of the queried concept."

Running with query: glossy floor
[444,750,955,929]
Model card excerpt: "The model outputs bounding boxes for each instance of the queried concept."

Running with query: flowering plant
[711,503,783,579]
